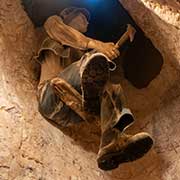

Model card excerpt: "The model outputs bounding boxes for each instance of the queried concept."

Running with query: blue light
[85,0,101,3]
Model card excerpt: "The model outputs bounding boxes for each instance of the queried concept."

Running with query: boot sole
[97,135,153,171]
[81,55,109,114]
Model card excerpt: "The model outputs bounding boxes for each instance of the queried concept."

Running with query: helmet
[60,7,90,24]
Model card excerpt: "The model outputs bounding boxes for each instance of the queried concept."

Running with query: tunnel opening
[22,0,163,89]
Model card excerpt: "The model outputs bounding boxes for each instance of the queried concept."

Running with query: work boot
[97,128,153,171]
[98,84,153,170]
[60,51,115,97]
[79,52,114,115]
[57,51,114,117]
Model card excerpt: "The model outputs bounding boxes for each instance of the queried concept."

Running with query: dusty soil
[0,0,180,179]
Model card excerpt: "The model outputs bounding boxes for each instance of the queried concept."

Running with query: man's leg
[100,83,134,132]
[38,50,111,125]
[38,79,84,127]
[37,51,85,127]
[97,83,153,170]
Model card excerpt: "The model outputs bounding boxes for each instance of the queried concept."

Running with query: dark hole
[22,0,163,89]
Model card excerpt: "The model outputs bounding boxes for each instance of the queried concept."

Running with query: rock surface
[0,0,180,179]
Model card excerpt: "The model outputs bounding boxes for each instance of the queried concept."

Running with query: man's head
[60,7,90,33]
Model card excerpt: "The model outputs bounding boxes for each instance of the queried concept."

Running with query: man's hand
[88,40,120,60]
[96,42,120,60]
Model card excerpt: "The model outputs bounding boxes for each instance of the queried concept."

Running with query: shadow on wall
[121,33,163,88]
[22,0,163,88]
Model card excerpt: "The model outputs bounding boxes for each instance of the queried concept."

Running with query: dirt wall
[0,0,180,179]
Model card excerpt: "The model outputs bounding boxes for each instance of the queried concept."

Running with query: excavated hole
[21,0,167,154]
[23,0,164,89]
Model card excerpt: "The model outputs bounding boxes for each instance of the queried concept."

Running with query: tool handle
[115,24,136,49]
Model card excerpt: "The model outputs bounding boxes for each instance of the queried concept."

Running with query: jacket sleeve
[44,15,90,50]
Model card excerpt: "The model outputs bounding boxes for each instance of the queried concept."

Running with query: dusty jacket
[36,15,88,68]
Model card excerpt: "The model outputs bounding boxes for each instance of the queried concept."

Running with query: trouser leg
[37,51,110,125]
[37,62,84,127]
[100,83,134,133]
[97,83,153,171]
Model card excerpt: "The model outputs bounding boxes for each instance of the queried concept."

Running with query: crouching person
[36,7,153,171]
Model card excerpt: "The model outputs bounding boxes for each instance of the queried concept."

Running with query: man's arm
[44,15,90,50]
[44,15,119,59]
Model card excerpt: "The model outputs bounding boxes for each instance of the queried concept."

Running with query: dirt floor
[0,0,180,180]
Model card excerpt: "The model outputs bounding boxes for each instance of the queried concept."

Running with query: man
[36,7,153,171]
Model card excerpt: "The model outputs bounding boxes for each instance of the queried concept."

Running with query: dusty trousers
[37,51,134,130]
[37,51,153,171]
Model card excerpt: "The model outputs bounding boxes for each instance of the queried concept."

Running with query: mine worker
[35,7,153,171]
